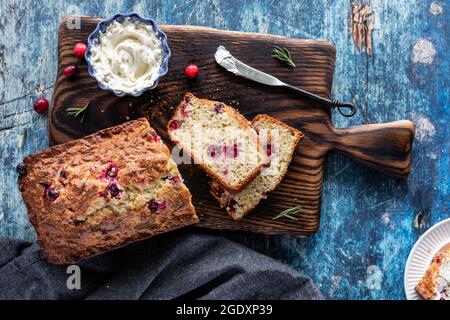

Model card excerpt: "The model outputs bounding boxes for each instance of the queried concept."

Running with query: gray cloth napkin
[0,231,323,300]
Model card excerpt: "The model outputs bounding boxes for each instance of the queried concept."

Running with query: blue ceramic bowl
[85,13,171,97]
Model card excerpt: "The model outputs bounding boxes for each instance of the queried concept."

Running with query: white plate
[404,218,450,300]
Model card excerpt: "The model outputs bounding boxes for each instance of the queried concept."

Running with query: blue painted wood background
[0,0,448,300]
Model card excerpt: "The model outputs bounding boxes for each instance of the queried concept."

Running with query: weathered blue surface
[0,0,448,300]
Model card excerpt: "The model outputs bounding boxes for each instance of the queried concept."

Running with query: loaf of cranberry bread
[416,243,450,300]
[167,93,267,192]
[17,118,198,264]
[210,114,303,221]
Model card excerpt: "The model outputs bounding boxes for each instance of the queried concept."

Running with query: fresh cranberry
[185,64,199,78]
[214,103,224,114]
[148,199,166,213]
[63,65,78,78]
[168,120,181,130]
[73,42,87,58]
[265,144,273,157]
[44,186,59,201]
[212,185,225,198]
[33,98,49,114]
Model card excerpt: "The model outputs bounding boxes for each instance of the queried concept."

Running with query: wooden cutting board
[49,16,415,235]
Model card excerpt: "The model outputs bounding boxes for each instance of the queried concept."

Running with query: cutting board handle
[331,120,415,178]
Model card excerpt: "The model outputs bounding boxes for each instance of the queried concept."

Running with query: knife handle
[284,84,357,117]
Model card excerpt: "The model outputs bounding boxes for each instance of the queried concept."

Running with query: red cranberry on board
[185,64,199,78]
[168,120,181,130]
[63,65,78,78]
[33,98,49,114]
[73,42,87,58]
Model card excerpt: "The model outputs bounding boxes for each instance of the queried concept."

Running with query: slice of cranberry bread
[416,243,450,300]
[17,118,198,264]
[167,93,267,192]
[210,114,304,221]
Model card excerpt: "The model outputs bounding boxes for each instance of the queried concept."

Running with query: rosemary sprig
[272,46,296,68]
[272,206,302,220]
[66,102,89,122]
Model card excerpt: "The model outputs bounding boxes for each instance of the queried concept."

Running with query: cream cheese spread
[90,18,163,94]
[214,46,240,75]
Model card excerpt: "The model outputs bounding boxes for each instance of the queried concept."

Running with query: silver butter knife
[214,46,356,117]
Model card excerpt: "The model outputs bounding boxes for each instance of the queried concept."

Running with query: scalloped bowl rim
[85,12,171,97]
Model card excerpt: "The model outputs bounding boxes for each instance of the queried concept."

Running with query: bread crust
[211,114,304,221]
[18,118,198,264]
[416,243,450,300]
[167,93,265,193]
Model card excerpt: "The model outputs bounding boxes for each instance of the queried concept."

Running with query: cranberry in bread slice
[210,114,304,221]
[167,93,267,192]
